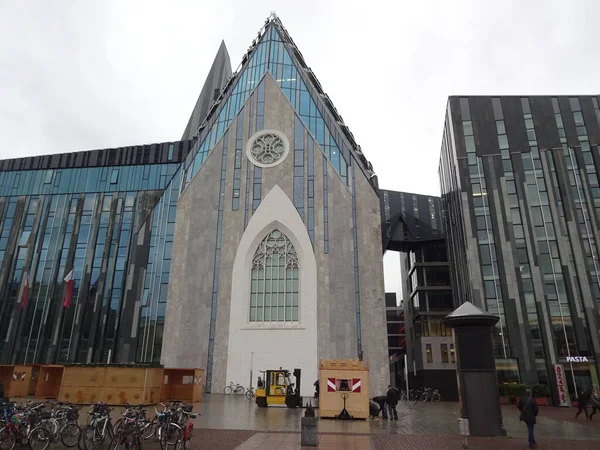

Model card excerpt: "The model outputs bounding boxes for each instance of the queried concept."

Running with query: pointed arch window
[250,229,299,322]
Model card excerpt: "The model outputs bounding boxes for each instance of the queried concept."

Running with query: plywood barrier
[29,365,41,396]
[35,365,64,399]
[318,359,369,419]
[161,369,205,403]
[0,365,33,398]
[58,365,163,405]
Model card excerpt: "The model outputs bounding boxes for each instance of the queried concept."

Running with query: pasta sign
[553,364,570,407]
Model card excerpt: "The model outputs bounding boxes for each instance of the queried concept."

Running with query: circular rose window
[246,130,290,168]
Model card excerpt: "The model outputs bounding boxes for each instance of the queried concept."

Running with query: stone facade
[163,73,388,395]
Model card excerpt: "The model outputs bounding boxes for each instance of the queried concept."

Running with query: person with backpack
[517,388,539,449]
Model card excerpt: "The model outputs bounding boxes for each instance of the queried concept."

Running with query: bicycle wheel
[28,426,51,450]
[182,423,193,449]
[432,392,441,403]
[82,425,108,450]
[223,386,232,395]
[235,385,245,395]
[410,393,418,405]
[112,419,123,434]
[0,426,16,450]
[142,419,156,440]
[159,423,181,450]
[245,389,254,400]
[60,423,81,448]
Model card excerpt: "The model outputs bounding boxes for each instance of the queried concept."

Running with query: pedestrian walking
[313,380,319,399]
[589,389,600,420]
[386,385,399,421]
[517,388,539,449]
[373,395,388,419]
[575,388,591,420]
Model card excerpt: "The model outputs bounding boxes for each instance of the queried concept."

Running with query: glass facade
[181,22,351,195]
[440,95,600,396]
[0,143,188,364]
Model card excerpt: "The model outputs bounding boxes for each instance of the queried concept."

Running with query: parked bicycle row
[400,387,442,403]
[0,399,199,450]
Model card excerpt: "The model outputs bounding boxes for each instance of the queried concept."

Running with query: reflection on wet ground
[193,394,600,441]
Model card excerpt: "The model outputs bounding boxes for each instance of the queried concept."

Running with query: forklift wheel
[256,397,268,408]
[285,396,300,409]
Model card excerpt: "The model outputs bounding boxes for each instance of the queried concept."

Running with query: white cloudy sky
[1,0,599,302]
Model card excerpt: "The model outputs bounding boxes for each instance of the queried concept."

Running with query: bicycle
[419,387,441,402]
[179,407,198,449]
[244,387,255,400]
[223,382,244,395]
[79,403,114,450]
[31,401,81,448]
[109,411,142,450]
[0,401,51,450]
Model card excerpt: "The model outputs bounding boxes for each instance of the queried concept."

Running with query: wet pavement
[186,394,600,449]
[192,394,600,440]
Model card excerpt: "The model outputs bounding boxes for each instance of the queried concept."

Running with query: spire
[182,15,376,191]
[181,40,232,140]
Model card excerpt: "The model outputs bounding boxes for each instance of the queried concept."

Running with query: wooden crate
[0,365,33,398]
[318,359,369,419]
[35,365,64,399]
[161,369,205,403]
[58,366,163,405]
[58,366,104,404]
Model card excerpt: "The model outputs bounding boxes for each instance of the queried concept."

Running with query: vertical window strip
[323,155,329,254]
[307,136,315,245]
[252,167,262,213]
[206,131,229,392]
[232,107,245,211]
[244,161,252,228]
[256,80,265,131]
[350,160,362,358]
[493,98,543,360]
[293,116,305,219]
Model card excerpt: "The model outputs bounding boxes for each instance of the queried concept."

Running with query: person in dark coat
[589,389,599,420]
[373,395,388,419]
[313,380,319,399]
[386,385,399,421]
[575,388,591,420]
[517,388,539,449]
[0,379,4,401]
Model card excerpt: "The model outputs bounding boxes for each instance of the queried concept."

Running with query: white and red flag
[63,269,74,308]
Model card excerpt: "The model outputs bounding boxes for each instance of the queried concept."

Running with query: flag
[63,269,74,308]
[20,275,29,309]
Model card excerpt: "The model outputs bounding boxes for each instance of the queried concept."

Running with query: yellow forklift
[255,368,301,408]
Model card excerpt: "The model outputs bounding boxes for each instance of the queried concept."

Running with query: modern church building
[0,14,389,396]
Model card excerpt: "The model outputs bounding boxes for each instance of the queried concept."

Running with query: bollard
[301,403,318,447]
[457,417,469,449]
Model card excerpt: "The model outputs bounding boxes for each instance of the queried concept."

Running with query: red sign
[553,364,570,407]
[326,378,336,392]
[352,378,361,393]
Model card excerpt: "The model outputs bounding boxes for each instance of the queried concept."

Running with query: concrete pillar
[443,302,506,437]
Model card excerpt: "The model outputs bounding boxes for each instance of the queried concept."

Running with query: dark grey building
[381,190,457,399]
[439,95,600,399]
[385,292,406,388]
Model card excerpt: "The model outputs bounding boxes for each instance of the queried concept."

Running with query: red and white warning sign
[326,378,362,393]
[327,378,336,392]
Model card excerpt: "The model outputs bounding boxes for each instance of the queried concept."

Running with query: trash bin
[301,416,318,447]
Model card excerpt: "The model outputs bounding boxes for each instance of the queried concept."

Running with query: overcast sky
[1,0,599,302]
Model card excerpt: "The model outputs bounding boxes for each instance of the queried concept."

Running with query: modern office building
[0,14,390,396]
[439,95,600,399]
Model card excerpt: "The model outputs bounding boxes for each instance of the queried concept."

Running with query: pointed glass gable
[181,19,350,191]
